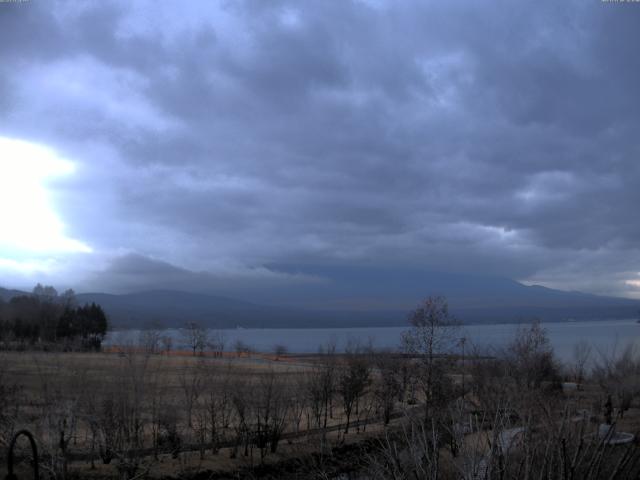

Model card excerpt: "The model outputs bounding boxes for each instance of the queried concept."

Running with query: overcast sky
[1,0,639,301]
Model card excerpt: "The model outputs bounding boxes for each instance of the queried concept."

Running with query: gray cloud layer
[1,0,640,299]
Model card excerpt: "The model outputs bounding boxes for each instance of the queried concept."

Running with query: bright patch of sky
[0,137,91,274]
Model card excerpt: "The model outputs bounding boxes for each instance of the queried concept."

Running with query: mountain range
[2,269,639,328]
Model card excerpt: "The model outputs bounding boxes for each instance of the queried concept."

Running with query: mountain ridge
[2,272,640,328]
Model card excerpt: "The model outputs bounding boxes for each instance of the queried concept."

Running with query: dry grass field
[0,349,408,479]
[2,321,640,480]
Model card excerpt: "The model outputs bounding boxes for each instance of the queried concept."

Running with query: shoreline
[108,316,640,332]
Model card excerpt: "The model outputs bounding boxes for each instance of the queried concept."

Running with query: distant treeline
[0,284,108,351]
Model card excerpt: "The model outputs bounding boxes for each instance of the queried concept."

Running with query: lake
[106,318,640,362]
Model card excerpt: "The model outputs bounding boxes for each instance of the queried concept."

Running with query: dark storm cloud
[1,0,640,299]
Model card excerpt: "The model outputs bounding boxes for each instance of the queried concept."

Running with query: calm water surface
[107,319,640,361]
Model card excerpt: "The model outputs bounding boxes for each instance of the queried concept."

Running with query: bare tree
[234,339,252,357]
[272,344,288,360]
[160,334,173,354]
[289,374,308,436]
[229,377,249,459]
[305,341,337,442]
[208,329,225,357]
[181,322,208,356]
[338,344,371,434]
[138,322,163,354]
[593,344,640,420]
[250,369,291,460]
[306,367,326,430]
[179,358,206,430]
[34,354,85,479]
[402,296,459,420]
[373,353,402,425]
[60,288,77,309]
[204,363,234,454]
[88,353,152,479]
[367,413,443,480]
[507,321,560,391]
[571,340,593,384]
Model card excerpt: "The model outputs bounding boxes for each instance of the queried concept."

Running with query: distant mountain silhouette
[73,290,400,329]
[259,265,640,311]
[2,272,640,329]
[0,287,28,301]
